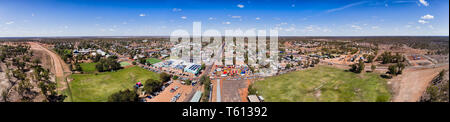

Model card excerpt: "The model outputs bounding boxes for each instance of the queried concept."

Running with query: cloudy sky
[0,0,448,37]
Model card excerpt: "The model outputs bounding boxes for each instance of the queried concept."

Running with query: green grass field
[80,63,97,73]
[146,58,161,64]
[252,66,391,102]
[68,66,160,102]
[120,62,131,67]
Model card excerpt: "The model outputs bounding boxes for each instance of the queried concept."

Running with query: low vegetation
[251,66,391,102]
[420,70,449,102]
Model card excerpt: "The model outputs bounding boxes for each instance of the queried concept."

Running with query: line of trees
[378,52,405,64]
[388,62,406,76]
[95,57,121,72]
[200,75,211,102]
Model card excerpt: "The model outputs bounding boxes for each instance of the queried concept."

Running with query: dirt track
[28,42,71,91]
[391,64,449,102]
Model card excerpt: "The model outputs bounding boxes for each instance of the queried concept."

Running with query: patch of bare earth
[390,64,449,102]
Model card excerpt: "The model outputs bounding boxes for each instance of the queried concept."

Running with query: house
[96,49,106,56]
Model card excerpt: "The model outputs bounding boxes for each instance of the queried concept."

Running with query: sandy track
[28,42,71,91]
[391,64,448,102]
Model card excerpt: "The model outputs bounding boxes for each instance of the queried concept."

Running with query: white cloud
[237,4,244,8]
[223,21,231,25]
[31,13,35,17]
[371,26,380,29]
[284,26,296,32]
[419,0,429,6]
[326,1,367,13]
[421,14,434,19]
[5,21,14,25]
[351,25,362,30]
[418,19,428,24]
[255,17,260,20]
[322,28,332,33]
[428,25,434,29]
[301,25,331,33]
[231,16,241,19]
[180,16,187,19]
[172,8,182,12]
[208,17,215,20]
[139,14,146,17]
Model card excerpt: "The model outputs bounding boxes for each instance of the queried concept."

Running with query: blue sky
[0,0,448,37]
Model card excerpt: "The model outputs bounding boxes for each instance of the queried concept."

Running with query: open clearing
[69,66,160,102]
[252,66,391,102]
[80,63,97,73]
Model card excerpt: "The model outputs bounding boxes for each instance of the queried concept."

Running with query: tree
[143,79,162,94]
[39,81,66,102]
[201,63,206,70]
[358,60,365,73]
[75,63,82,72]
[388,65,398,76]
[95,63,104,72]
[350,60,365,73]
[159,72,171,82]
[367,55,375,63]
[396,62,405,74]
[108,89,139,102]
[185,79,192,85]
[371,64,376,72]
[285,64,291,69]
[92,54,102,62]
[1,90,8,102]
[200,75,211,102]
[17,79,34,101]
[32,58,41,66]
[138,58,146,64]
[95,58,121,72]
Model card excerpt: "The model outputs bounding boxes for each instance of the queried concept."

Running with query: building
[96,49,106,56]
[184,64,201,75]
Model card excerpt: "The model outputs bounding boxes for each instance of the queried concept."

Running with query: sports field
[68,66,160,102]
[252,66,391,102]
[146,58,161,64]
[80,63,97,73]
